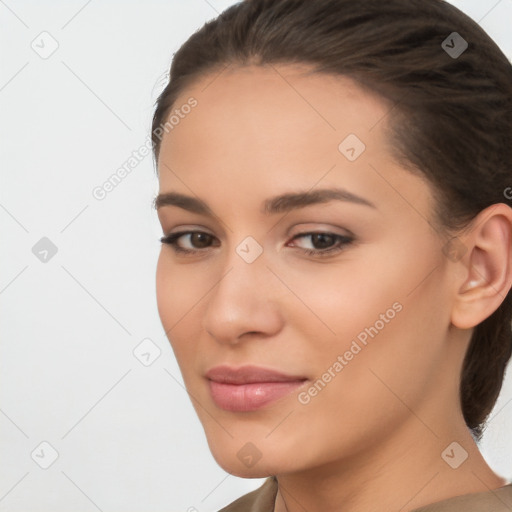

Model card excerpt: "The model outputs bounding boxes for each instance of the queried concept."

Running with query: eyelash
[159,230,354,258]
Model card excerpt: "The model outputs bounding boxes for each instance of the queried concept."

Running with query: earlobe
[451,203,512,330]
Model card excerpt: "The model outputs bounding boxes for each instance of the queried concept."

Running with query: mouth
[205,365,308,412]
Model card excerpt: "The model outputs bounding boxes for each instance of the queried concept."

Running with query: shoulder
[412,483,512,512]
[218,477,278,512]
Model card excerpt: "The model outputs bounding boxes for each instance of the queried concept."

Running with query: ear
[450,203,512,329]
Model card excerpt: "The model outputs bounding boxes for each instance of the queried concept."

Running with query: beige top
[218,477,512,512]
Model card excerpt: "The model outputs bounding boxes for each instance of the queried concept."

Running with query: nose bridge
[202,237,282,342]
[216,233,269,299]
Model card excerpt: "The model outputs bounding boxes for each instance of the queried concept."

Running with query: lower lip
[208,380,306,412]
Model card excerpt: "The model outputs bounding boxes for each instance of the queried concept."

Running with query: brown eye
[160,231,218,253]
[310,233,336,249]
[189,232,213,248]
[289,232,354,257]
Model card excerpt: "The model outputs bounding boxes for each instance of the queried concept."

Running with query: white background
[1,1,511,511]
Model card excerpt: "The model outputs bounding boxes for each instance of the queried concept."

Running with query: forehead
[158,63,392,170]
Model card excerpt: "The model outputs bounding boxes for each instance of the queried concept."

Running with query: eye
[288,231,354,257]
[160,231,218,254]
[160,230,354,258]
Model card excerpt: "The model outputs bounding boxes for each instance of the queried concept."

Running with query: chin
[208,444,289,478]
[224,465,275,479]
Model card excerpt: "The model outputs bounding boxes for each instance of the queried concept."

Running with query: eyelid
[288,223,354,237]
[162,224,216,237]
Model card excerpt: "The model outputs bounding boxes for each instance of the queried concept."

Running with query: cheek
[155,253,174,328]
[155,253,200,350]
[155,253,214,375]
[156,252,204,325]
[277,258,399,352]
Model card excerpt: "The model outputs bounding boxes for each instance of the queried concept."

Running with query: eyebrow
[153,187,376,216]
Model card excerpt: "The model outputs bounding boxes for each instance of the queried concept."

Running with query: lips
[205,365,308,412]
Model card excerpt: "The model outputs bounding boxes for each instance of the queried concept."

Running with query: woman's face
[155,64,459,477]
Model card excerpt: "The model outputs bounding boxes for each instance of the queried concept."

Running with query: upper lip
[205,365,307,384]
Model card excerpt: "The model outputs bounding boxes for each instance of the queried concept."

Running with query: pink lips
[205,365,307,412]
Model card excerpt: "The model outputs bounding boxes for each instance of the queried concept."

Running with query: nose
[201,252,284,345]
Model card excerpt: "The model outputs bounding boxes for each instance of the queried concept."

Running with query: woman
[151,0,512,510]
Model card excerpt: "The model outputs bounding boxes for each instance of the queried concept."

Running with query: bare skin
[154,63,512,512]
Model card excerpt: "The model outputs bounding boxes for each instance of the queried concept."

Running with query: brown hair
[151,0,512,441]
